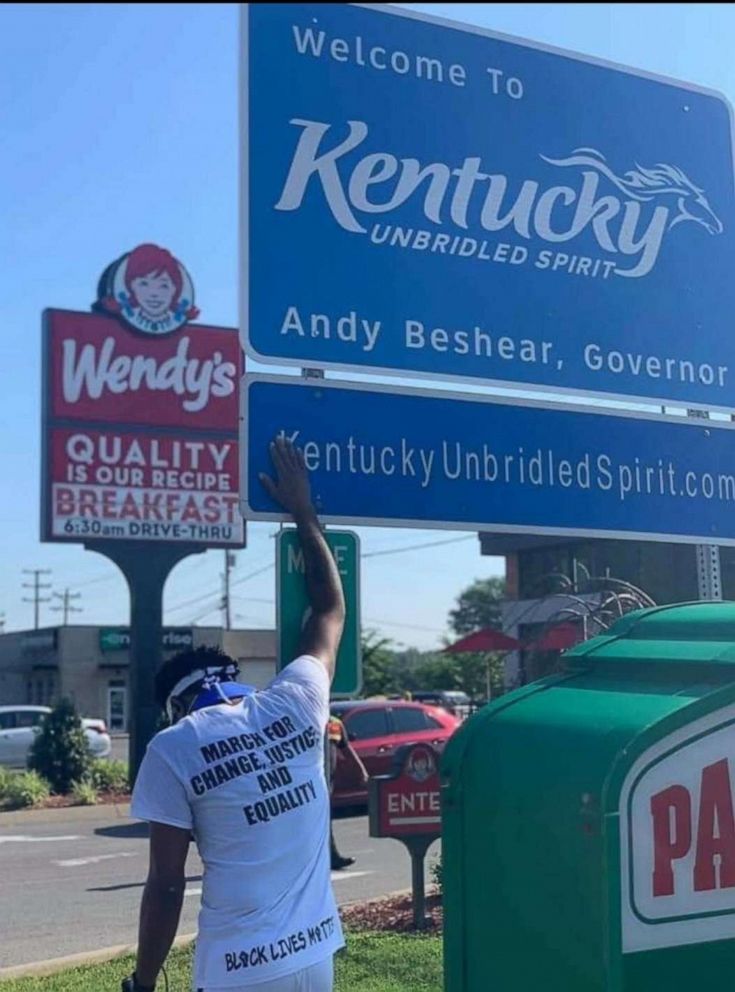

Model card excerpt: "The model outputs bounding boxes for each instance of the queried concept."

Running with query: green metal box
[442,603,735,992]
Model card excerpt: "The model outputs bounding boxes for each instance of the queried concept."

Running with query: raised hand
[259,436,314,519]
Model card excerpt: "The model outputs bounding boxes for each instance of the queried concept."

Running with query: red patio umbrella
[528,623,584,652]
[444,628,521,654]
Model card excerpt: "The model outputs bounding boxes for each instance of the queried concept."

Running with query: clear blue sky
[1,4,734,648]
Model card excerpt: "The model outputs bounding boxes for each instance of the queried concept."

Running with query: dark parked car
[329,699,460,808]
[409,690,472,719]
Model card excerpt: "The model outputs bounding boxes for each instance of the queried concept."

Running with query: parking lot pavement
[0,803,438,970]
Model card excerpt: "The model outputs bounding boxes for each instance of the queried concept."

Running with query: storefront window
[107,681,127,732]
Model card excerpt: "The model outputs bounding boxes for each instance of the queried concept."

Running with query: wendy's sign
[49,311,237,429]
[369,743,442,840]
[42,246,244,547]
[95,243,199,336]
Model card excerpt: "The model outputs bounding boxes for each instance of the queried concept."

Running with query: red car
[329,699,460,808]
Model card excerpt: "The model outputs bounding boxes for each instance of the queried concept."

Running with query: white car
[0,705,112,767]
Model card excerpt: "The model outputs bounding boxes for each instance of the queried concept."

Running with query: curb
[0,801,131,828]
[0,933,196,982]
[0,889,431,980]
[339,886,413,908]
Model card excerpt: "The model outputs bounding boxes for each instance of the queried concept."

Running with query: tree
[412,651,505,701]
[361,630,399,697]
[29,698,91,794]
[448,577,506,636]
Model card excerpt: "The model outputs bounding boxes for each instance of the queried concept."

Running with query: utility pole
[51,588,82,625]
[22,569,52,629]
[222,551,236,630]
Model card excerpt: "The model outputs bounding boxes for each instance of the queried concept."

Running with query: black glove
[121,974,155,992]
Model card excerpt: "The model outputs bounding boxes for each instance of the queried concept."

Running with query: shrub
[28,698,92,794]
[89,759,129,793]
[0,766,14,798]
[72,779,98,806]
[2,770,50,809]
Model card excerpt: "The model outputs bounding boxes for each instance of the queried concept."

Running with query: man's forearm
[135,879,185,987]
[294,508,345,618]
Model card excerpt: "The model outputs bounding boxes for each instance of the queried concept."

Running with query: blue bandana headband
[164,663,256,721]
[190,680,257,713]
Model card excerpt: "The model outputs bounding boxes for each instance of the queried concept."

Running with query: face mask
[164,663,250,723]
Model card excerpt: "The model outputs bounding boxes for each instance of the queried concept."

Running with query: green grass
[338,933,442,991]
[0,933,442,992]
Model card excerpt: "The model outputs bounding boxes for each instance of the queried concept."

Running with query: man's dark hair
[154,645,237,709]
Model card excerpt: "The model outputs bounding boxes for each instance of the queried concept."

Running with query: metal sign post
[88,541,202,780]
[687,410,723,601]
[697,544,723,601]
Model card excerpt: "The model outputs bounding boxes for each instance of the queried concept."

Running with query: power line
[166,562,276,616]
[364,616,446,634]
[71,573,119,589]
[51,588,83,625]
[190,600,226,625]
[22,569,52,630]
[231,563,275,588]
[167,588,219,614]
[362,535,474,558]
[169,537,473,616]
[228,595,443,635]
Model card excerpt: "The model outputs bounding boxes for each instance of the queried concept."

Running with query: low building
[481,533,735,690]
[0,625,277,732]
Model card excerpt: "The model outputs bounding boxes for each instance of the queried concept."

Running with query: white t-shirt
[131,655,344,989]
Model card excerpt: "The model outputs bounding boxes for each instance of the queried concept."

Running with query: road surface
[0,803,439,969]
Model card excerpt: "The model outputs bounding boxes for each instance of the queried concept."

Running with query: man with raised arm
[124,437,346,992]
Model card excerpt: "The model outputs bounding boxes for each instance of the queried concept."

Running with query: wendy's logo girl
[95,244,199,335]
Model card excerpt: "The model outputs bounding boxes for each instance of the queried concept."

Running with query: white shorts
[201,956,334,992]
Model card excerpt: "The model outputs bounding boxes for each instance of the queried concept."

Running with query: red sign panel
[42,308,244,547]
[48,310,238,430]
[370,744,442,839]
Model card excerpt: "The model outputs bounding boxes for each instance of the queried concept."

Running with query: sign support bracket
[86,540,203,782]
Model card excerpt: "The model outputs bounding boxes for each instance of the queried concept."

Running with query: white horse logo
[541,148,723,236]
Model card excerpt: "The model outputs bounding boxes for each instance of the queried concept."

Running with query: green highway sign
[276,528,361,698]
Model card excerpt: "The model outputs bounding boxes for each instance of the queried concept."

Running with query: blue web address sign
[242,3,735,409]
[242,376,735,544]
